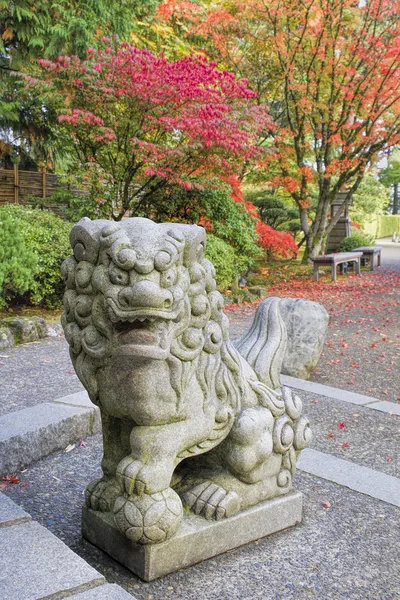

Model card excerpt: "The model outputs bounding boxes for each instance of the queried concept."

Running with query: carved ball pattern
[113,489,183,545]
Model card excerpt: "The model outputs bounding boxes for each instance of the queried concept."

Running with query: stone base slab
[82,491,303,581]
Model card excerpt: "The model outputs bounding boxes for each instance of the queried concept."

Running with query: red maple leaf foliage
[223,175,298,258]
[158,0,400,260]
[33,42,273,219]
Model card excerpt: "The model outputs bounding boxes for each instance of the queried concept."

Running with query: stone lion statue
[62,217,311,545]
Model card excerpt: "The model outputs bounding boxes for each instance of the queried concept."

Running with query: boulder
[8,318,40,343]
[279,298,329,379]
[0,327,14,350]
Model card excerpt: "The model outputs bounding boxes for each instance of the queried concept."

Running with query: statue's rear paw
[182,481,240,520]
[85,478,120,512]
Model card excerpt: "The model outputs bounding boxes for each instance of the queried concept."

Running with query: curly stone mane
[61,218,246,428]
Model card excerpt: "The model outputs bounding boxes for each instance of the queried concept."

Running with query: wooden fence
[0,166,82,208]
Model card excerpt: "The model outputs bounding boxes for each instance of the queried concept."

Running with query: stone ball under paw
[113,488,183,544]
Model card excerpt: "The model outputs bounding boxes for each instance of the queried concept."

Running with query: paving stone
[368,401,400,416]
[0,520,104,600]
[53,390,95,409]
[0,492,31,527]
[281,374,382,406]
[297,448,400,507]
[69,583,135,599]
[0,402,101,473]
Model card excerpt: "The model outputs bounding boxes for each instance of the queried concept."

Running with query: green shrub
[339,233,374,252]
[205,234,241,289]
[0,205,72,307]
[0,212,38,308]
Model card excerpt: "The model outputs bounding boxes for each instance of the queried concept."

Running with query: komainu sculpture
[62,217,311,545]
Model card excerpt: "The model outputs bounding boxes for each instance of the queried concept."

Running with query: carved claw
[182,481,240,520]
[85,478,120,512]
[116,457,143,496]
[116,457,174,496]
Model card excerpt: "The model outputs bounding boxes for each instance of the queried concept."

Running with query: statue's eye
[154,250,173,271]
[160,267,177,288]
[109,264,129,286]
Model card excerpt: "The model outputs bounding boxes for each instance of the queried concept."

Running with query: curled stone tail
[234,298,287,389]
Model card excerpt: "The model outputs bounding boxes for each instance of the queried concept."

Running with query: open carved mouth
[111,313,171,359]
[114,318,159,346]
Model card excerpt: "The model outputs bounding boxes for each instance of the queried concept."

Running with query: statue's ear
[70,217,109,264]
[167,224,206,266]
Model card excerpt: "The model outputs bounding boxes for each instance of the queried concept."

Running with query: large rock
[0,327,14,350]
[279,298,329,379]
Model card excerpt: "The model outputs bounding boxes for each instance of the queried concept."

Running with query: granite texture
[0,520,104,600]
[0,337,83,416]
[82,492,303,581]
[279,298,329,379]
[61,217,311,554]
[0,402,101,473]
[3,440,399,600]
[0,491,31,527]
[297,390,399,477]
[298,448,400,507]
[69,584,135,599]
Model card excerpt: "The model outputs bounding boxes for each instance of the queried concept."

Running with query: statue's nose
[118,280,173,310]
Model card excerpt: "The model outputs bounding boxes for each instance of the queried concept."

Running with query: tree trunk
[301,232,325,264]
[393,183,399,215]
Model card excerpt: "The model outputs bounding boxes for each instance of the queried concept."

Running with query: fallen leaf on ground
[2,474,20,483]
[337,422,346,429]
[341,442,350,449]
[328,433,335,438]
[79,440,87,447]
[321,501,331,509]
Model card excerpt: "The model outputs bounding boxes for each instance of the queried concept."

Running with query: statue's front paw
[182,481,240,520]
[85,478,120,512]
[116,457,144,495]
[116,457,174,496]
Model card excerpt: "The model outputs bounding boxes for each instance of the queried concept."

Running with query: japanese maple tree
[158,0,400,260]
[33,41,271,219]
[225,176,298,258]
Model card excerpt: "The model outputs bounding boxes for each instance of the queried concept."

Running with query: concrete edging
[0,391,100,474]
[281,375,400,415]
[0,492,134,600]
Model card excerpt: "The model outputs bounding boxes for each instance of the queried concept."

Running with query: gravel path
[3,434,399,600]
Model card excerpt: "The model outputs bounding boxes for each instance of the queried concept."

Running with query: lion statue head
[61,217,244,417]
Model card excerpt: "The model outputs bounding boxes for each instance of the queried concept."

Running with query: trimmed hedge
[377,215,400,238]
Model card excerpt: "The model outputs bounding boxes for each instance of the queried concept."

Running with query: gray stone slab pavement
[0,490,31,527]
[69,584,134,599]
[0,492,134,600]
[3,434,400,600]
[298,448,400,507]
[0,401,100,473]
[0,519,105,600]
[281,374,383,407]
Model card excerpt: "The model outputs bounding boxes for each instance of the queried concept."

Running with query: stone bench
[311,252,362,282]
[351,246,382,271]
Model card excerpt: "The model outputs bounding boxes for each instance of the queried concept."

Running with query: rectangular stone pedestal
[82,491,303,581]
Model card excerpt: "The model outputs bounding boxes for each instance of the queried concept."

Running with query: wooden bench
[351,246,382,271]
[311,252,362,282]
